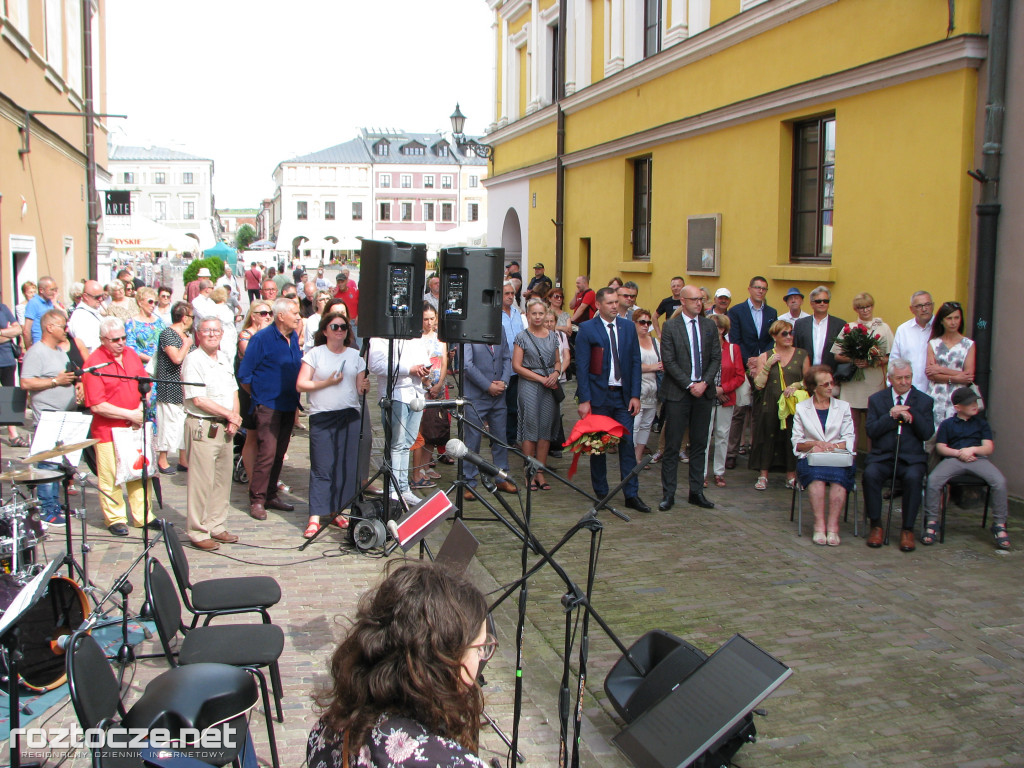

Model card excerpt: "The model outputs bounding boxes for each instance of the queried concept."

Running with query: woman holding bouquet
[513,297,562,490]
[831,292,893,450]
[925,300,975,423]
[750,319,809,490]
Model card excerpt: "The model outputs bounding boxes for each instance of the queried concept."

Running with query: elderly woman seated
[791,365,856,546]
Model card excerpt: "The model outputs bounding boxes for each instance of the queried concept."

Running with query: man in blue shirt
[922,387,1009,549]
[500,282,524,443]
[237,297,303,520]
[22,275,58,348]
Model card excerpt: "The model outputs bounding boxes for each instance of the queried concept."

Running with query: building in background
[105,144,217,251]
[270,128,488,263]
[217,207,258,241]
[1,0,107,299]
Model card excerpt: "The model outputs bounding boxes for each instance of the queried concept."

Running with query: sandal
[425,469,442,480]
[410,478,436,489]
[826,532,841,547]
[332,516,349,529]
[921,521,939,546]
[754,477,768,491]
[991,523,1011,550]
[812,531,827,546]
[303,521,322,539]
[714,476,727,488]
[785,477,798,490]
[8,435,28,448]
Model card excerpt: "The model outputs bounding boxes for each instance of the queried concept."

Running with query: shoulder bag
[525,332,565,404]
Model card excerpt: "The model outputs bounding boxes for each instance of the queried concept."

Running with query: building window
[154,200,166,220]
[122,172,134,184]
[379,202,391,221]
[375,141,389,156]
[791,115,836,262]
[297,201,308,220]
[469,175,479,188]
[352,202,363,220]
[441,175,453,189]
[183,172,194,184]
[436,144,449,157]
[402,144,425,155]
[380,174,391,188]
[423,175,435,189]
[550,23,560,100]
[441,202,453,222]
[468,203,479,222]
[401,202,413,221]
[325,201,336,220]
[183,201,195,220]
[154,172,166,184]
[400,174,412,189]
[644,0,661,57]
[632,157,652,258]
[423,202,435,222]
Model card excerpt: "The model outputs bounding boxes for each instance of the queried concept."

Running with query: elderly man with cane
[862,359,934,551]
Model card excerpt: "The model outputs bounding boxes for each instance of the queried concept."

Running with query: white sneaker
[401,490,422,507]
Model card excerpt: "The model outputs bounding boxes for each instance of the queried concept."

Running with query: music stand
[0,388,27,499]
[0,553,65,768]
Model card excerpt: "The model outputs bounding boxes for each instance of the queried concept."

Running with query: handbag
[834,362,857,383]
[806,449,854,467]
[525,332,565,403]
[111,424,154,485]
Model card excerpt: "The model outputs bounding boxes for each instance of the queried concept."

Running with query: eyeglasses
[818,381,835,388]
[549,295,563,300]
[855,305,873,310]
[469,634,499,662]
[199,329,223,336]
[255,310,272,316]
[621,293,637,299]
[85,293,104,300]
[682,296,704,302]
[105,335,126,343]
[751,285,768,291]
[944,301,963,310]
[778,330,793,337]
[911,302,933,309]
[143,299,156,305]
[637,319,653,326]
[811,299,830,304]
[328,323,349,332]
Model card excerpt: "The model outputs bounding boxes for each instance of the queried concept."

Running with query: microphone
[445,438,511,483]
[410,396,466,412]
[82,361,114,374]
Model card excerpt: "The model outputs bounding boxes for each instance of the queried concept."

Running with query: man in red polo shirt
[83,316,155,536]
[244,261,262,303]
[334,269,360,344]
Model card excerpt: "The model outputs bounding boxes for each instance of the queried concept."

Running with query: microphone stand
[883,418,906,546]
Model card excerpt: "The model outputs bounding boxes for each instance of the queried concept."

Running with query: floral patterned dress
[927,335,974,423]
[307,715,487,768]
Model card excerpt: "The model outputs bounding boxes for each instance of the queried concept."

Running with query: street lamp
[449,103,493,159]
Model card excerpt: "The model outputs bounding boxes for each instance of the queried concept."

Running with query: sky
[104,0,495,209]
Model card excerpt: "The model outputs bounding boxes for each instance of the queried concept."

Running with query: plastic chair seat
[190,577,281,615]
[180,624,285,669]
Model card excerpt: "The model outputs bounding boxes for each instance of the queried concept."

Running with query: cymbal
[20,439,99,464]
[0,467,65,485]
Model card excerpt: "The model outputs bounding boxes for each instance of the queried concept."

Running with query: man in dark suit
[660,285,722,510]
[725,276,777,468]
[462,335,518,499]
[575,287,649,513]
[793,286,846,372]
[863,359,935,552]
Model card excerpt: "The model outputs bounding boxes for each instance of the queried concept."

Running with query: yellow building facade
[482,0,984,321]
[1,0,106,302]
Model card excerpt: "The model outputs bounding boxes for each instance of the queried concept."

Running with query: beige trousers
[185,416,234,542]
[96,441,153,528]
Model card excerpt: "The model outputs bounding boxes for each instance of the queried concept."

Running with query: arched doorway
[501,208,522,265]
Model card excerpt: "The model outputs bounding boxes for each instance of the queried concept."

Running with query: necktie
[691,318,701,382]
[607,322,621,381]
[896,394,903,406]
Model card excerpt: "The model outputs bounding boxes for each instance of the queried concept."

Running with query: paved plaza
[3,377,1022,768]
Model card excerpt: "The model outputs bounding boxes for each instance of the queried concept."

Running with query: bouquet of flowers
[837,323,884,381]
[563,414,627,478]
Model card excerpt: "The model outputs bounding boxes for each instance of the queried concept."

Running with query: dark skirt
[796,458,856,492]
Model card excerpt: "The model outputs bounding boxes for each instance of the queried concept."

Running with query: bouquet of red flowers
[563,414,627,478]
[837,323,884,381]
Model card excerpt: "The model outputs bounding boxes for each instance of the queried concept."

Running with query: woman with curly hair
[308,560,493,768]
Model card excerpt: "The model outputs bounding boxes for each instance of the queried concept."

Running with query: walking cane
[882,417,905,546]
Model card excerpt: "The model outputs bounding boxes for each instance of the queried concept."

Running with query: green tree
[235,224,257,251]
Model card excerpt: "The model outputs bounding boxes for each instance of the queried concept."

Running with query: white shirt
[811,315,830,366]
[368,337,430,404]
[782,310,811,322]
[687,316,702,382]
[605,320,622,387]
[192,294,216,319]
[302,345,365,414]
[68,303,105,353]
[891,316,935,391]
[747,299,764,337]
[182,348,238,417]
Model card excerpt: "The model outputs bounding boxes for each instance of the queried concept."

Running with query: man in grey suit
[793,285,846,373]
[660,285,722,510]
[461,335,518,499]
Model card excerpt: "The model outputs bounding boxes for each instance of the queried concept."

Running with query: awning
[101,216,198,253]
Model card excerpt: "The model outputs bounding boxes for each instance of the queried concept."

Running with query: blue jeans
[384,400,422,494]
[36,461,62,519]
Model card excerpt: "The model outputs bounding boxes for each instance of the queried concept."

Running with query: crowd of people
[0,257,1007,556]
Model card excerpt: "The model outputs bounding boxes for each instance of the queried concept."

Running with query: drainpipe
[83,0,99,280]
[554,0,567,286]
[970,0,1010,404]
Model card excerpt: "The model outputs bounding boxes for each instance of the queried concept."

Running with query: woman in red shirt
[704,314,747,487]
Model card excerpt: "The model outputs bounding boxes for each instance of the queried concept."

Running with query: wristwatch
[50,378,58,388]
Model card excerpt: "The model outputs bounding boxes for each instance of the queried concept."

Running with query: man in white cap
[186,266,213,303]
[707,287,731,319]
[780,287,810,323]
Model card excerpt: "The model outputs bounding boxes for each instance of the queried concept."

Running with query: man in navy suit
[575,287,650,513]
[863,359,935,552]
[462,334,518,499]
[725,275,777,468]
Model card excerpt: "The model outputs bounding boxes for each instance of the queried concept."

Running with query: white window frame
[352,201,363,221]
[441,202,453,222]
[379,173,391,188]
[468,202,479,222]
[400,174,412,189]
[400,202,413,222]
[441,175,453,190]
[182,171,194,184]
[423,202,435,222]
[469,175,479,188]
[423,175,435,189]
[379,201,392,221]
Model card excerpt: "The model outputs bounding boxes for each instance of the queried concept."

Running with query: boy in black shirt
[922,387,1008,549]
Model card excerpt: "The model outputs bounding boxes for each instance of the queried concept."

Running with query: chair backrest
[146,558,187,666]
[66,631,124,730]
[163,522,198,610]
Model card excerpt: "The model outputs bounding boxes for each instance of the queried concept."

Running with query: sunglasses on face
[811,299,830,304]
[778,330,793,337]
[106,335,126,343]
[143,299,156,305]
[637,319,653,326]
[328,323,349,332]
[85,293,104,300]
[255,310,272,316]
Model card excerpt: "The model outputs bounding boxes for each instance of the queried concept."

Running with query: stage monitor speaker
[437,247,504,345]
[357,239,426,339]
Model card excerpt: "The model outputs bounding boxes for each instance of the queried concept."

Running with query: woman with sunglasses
[632,308,661,463]
[750,319,809,490]
[125,287,166,368]
[303,291,334,352]
[925,300,975,424]
[155,301,193,474]
[309,560,492,768]
[237,300,275,480]
[546,288,572,336]
[296,310,368,538]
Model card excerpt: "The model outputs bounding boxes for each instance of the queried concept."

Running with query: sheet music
[29,411,94,466]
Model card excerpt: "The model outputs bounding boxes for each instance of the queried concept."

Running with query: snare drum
[0,576,90,691]
[0,533,37,575]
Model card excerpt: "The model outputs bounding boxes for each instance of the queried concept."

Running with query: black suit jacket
[865,386,934,465]
[661,313,721,402]
[793,314,846,371]
[728,301,778,363]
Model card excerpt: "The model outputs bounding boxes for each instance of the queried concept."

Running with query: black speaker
[357,239,426,339]
[437,247,504,345]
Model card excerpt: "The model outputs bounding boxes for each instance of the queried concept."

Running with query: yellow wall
[590,0,604,86]
[710,0,740,27]
[528,173,558,268]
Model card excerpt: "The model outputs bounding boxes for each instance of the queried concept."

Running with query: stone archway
[501,208,522,264]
